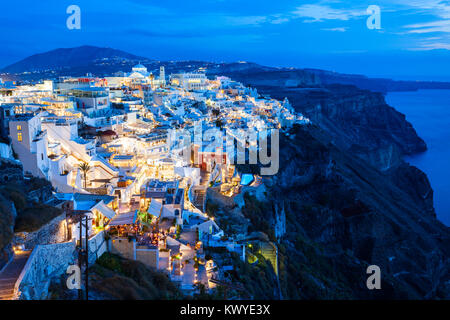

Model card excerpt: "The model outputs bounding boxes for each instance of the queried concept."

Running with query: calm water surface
[386,90,450,226]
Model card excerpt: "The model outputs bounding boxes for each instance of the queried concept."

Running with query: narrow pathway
[192,170,210,212]
[200,170,211,187]
[193,189,206,212]
[0,251,30,300]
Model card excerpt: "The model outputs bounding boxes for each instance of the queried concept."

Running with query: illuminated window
[17,125,22,131]
[17,133,22,142]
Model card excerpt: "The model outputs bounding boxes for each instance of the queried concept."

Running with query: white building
[128,64,150,81]
[9,113,49,179]
[71,87,110,116]
[126,64,166,87]
[159,66,166,86]
[170,73,208,91]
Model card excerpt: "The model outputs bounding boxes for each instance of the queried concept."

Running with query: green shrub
[92,253,182,300]
[97,253,123,273]
[5,188,27,211]
[26,177,52,191]
[0,195,14,251]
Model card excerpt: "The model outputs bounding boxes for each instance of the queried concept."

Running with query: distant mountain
[304,68,450,93]
[1,45,153,75]
[3,45,450,93]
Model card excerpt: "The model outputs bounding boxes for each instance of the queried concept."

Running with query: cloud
[396,0,450,36]
[225,16,269,26]
[322,27,348,32]
[407,34,450,51]
[405,20,450,34]
[224,13,297,27]
[409,42,450,50]
[269,14,290,25]
[292,4,366,22]
[395,0,450,19]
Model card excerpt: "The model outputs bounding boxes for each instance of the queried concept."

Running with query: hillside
[1,46,449,299]
[1,46,153,78]
[305,69,450,93]
[255,84,426,170]
[203,67,450,299]
[0,160,55,271]
[3,46,450,93]
[207,124,450,299]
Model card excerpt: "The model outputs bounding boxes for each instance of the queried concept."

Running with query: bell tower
[159,66,166,86]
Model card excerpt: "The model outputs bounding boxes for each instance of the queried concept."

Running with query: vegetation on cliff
[0,178,61,233]
[0,175,59,266]
[208,124,449,299]
[0,194,15,256]
[89,253,183,300]
[48,253,184,300]
[277,125,448,299]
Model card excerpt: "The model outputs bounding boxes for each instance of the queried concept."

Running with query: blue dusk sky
[2,0,450,80]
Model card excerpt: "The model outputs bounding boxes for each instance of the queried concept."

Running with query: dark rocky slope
[258,84,426,170]
[304,68,450,93]
[281,125,449,299]
[211,124,449,299]
[2,46,151,74]
[48,253,183,300]
[0,159,23,270]
[211,66,427,170]
[202,67,449,299]
[0,161,55,270]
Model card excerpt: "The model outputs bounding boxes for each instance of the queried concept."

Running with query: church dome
[132,64,147,72]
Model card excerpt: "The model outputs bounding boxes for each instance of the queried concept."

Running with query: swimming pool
[240,174,254,186]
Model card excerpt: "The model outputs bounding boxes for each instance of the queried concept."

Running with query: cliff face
[204,123,449,299]
[208,67,321,89]
[304,68,450,93]
[216,66,427,171]
[258,85,427,170]
[0,198,16,270]
[0,162,57,270]
[0,159,23,270]
[202,69,449,299]
[229,125,449,299]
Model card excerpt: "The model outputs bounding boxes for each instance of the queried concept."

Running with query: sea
[386,90,450,226]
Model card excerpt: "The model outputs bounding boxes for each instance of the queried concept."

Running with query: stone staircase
[193,189,207,212]
[0,251,31,300]
[260,242,278,276]
[227,166,235,182]
[192,170,211,212]
[200,170,211,187]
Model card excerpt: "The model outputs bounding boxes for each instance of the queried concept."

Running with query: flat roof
[10,114,35,121]
[113,155,135,161]
[108,211,137,226]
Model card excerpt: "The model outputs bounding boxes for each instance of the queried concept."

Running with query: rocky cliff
[271,125,449,299]
[255,84,427,170]
[0,163,57,271]
[0,158,22,270]
[304,68,450,93]
[210,124,449,299]
[203,69,449,298]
